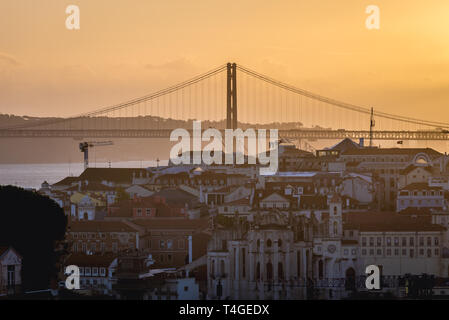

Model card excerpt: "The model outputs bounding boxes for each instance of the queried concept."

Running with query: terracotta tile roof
[65,253,116,267]
[78,168,150,184]
[224,197,251,206]
[132,218,209,230]
[52,176,78,187]
[400,183,442,191]
[344,212,445,232]
[68,221,139,233]
[341,147,442,157]
[400,165,433,175]
[65,181,116,192]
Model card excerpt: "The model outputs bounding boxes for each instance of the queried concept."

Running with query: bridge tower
[227,63,238,129]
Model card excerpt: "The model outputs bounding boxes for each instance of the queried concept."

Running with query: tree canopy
[0,186,67,291]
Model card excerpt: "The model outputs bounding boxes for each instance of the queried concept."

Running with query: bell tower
[329,194,342,238]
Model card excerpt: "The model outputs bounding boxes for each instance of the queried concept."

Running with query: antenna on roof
[369,107,375,148]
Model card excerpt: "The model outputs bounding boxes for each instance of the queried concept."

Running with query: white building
[396,183,445,212]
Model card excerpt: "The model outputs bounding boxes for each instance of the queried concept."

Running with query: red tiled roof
[68,221,138,233]
[65,253,116,267]
[224,197,251,206]
[400,165,433,175]
[342,148,442,157]
[132,218,209,230]
[344,212,445,232]
[400,183,442,191]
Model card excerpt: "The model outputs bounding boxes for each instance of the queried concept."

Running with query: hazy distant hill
[0,113,310,164]
[0,113,310,130]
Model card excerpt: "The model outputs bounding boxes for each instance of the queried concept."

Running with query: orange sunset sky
[0,0,448,121]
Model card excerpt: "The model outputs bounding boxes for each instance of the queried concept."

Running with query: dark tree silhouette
[0,186,67,291]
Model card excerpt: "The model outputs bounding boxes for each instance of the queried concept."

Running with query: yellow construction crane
[79,141,113,170]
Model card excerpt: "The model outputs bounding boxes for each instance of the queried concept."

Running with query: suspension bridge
[1,63,449,141]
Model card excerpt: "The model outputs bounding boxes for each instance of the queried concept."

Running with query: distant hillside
[0,113,312,130]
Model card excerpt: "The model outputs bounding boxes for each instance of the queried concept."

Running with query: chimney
[359,138,364,147]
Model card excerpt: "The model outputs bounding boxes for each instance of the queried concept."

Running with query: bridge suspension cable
[1,64,227,130]
[237,64,449,129]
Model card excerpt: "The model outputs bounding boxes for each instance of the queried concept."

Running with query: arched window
[318,260,324,279]
[278,239,282,248]
[345,268,356,291]
[333,221,338,235]
[220,260,225,276]
[257,239,260,249]
[333,206,338,215]
[267,262,273,281]
[278,262,284,280]
[211,259,215,276]
[256,262,261,280]
[83,212,89,220]
[267,239,272,248]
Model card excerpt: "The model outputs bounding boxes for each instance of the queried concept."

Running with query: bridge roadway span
[0,129,448,140]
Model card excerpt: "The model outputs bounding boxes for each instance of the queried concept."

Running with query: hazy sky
[0,0,448,121]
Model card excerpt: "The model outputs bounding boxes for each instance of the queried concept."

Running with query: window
[362,249,367,255]
[369,237,374,247]
[85,267,91,276]
[79,267,84,276]
[160,240,165,249]
[167,240,173,249]
[377,237,382,246]
[402,237,407,246]
[362,237,367,246]
[100,268,106,276]
[435,248,440,256]
[7,265,15,287]
[386,249,391,256]
[402,249,407,256]
[386,237,391,246]
[427,237,432,246]
[394,237,399,246]
[435,237,439,246]
[267,239,272,248]
[92,267,98,276]
[376,249,382,255]
[427,249,432,257]
[410,237,414,246]
[394,249,399,256]
[419,237,424,246]
[419,249,424,256]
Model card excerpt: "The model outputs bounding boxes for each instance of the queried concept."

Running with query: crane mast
[79,141,113,170]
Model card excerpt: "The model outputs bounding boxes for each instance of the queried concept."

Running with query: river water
[0,160,163,190]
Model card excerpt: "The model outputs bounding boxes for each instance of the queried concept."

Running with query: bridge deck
[0,129,448,140]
